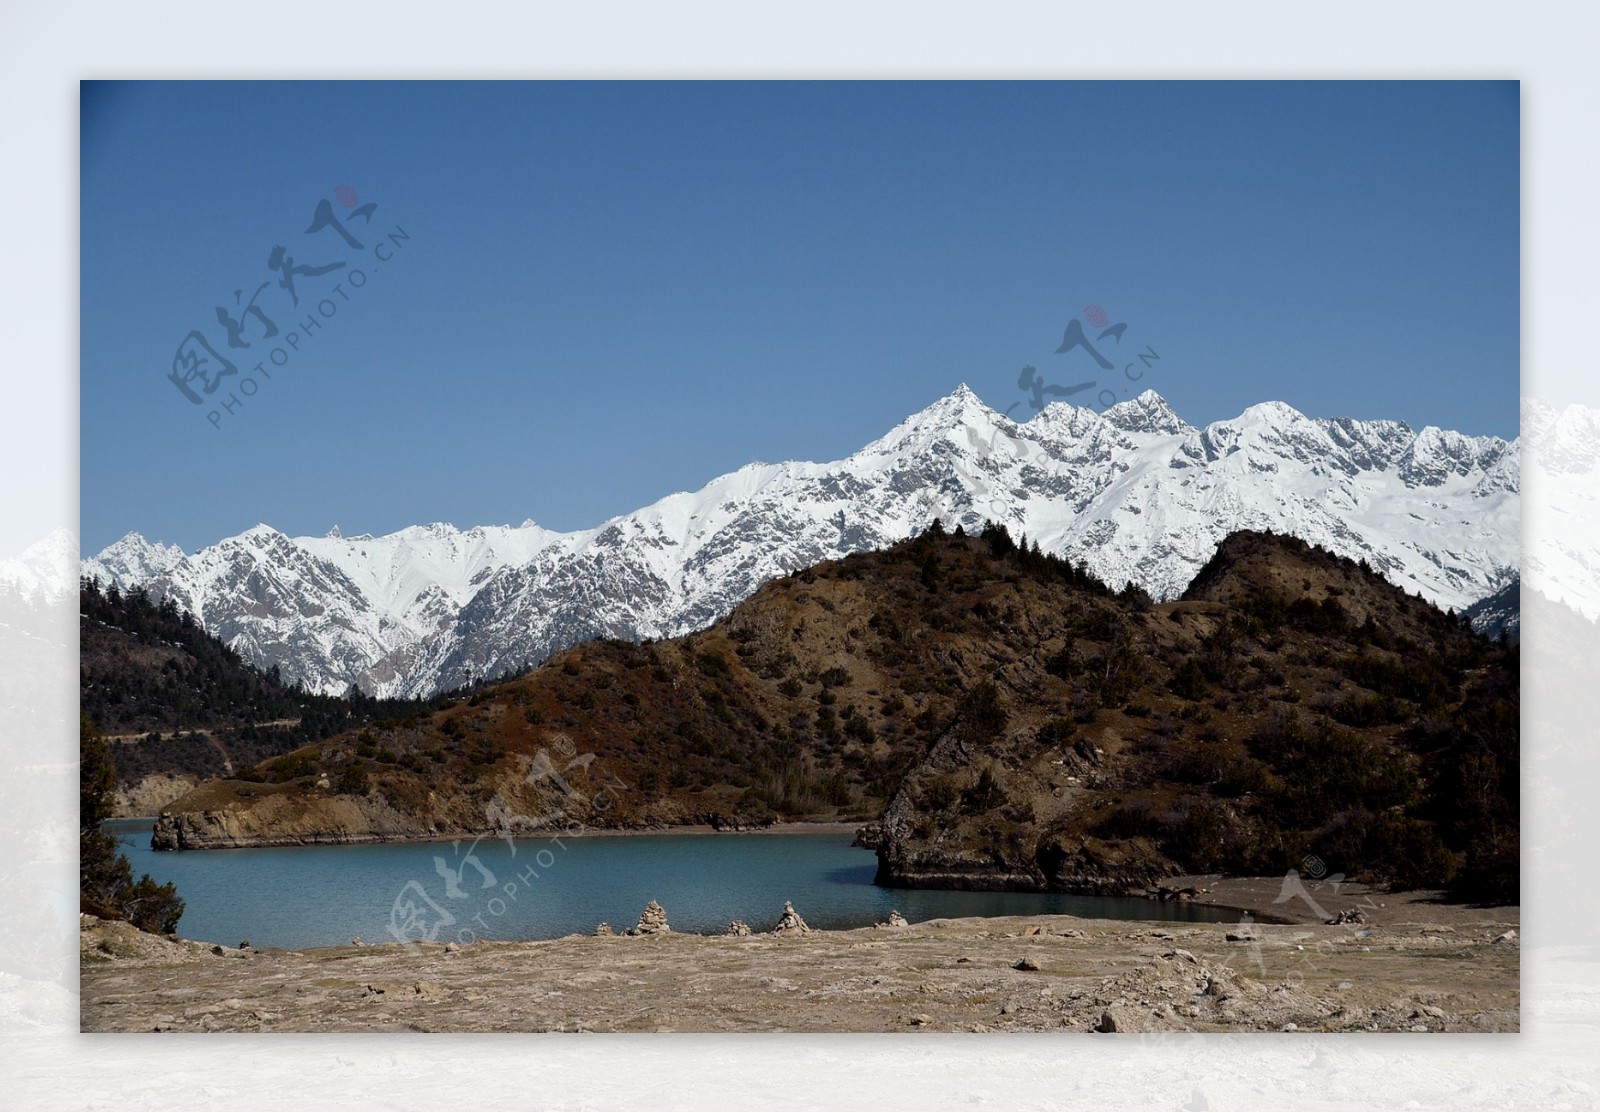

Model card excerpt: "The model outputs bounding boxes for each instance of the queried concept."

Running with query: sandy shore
[80,877,1518,1034]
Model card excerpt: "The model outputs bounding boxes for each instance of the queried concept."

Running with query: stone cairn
[628,900,671,935]
[725,920,752,937]
[886,910,908,927]
[772,900,810,936]
[594,922,614,937]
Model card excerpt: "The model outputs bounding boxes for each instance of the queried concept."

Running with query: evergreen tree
[80,714,184,934]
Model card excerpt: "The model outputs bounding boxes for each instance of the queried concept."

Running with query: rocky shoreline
[81,885,1518,1034]
[147,808,861,851]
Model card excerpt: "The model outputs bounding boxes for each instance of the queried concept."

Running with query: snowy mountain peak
[238,523,286,543]
[0,526,79,601]
[918,382,994,423]
[80,531,186,587]
[84,391,1520,697]
[865,384,1007,456]
[1237,399,1312,428]
[326,525,342,539]
[1102,390,1189,435]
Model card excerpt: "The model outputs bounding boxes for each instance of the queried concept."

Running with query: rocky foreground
[81,889,1518,1034]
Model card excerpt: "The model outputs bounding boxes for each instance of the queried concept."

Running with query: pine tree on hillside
[80,714,184,934]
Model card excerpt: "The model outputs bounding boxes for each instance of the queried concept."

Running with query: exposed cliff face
[113,773,199,819]
[151,791,435,850]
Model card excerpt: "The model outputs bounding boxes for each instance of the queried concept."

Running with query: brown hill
[150,526,1517,902]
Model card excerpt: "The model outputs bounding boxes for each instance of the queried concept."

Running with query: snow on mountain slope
[0,528,78,603]
[1524,397,1600,620]
[84,387,1521,696]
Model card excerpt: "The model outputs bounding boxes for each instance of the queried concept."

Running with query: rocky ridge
[85,388,1518,697]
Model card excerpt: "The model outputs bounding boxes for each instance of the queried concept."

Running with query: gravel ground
[80,887,1519,1033]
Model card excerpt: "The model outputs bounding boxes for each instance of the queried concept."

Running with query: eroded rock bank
[113,773,200,819]
[151,793,434,850]
[148,785,793,850]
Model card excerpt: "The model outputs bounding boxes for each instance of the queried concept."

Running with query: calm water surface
[106,819,1237,949]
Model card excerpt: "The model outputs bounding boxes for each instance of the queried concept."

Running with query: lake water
[106,819,1239,949]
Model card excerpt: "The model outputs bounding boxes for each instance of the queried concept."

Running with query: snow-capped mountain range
[82,387,1520,697]
[0,528,77,603]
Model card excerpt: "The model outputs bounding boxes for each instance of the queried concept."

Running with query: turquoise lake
[106,819,1239,949]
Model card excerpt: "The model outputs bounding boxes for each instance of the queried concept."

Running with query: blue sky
[80,80,1520,554]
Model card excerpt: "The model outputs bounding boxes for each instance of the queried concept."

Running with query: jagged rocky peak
[83,389,1520,698]
[1101,390,1190,435]
[896,383,1000,433]
[0,526,82,600]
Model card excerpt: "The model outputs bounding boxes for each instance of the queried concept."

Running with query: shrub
[1168,659,1210,701]
[696,651,731,677]
[920,775,959,812]
[1036,718,1074,750]
[80,716,185,934]
[954,681,1008,746]
[962,766,1006,812]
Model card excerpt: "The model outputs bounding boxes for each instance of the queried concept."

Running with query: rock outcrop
[150,791,436,850]
[113,773,200,819]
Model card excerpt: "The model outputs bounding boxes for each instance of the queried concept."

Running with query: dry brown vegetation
[153,526,1517,905]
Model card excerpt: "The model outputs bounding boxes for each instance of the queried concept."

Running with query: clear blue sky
[81,80,1519,554]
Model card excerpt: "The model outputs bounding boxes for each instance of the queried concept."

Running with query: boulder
[725,920,752,937]
[1093,1006,1149,1033]
[887,910,908,927]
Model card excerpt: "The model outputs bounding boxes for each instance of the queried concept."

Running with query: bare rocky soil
[81,889,1518,1034]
